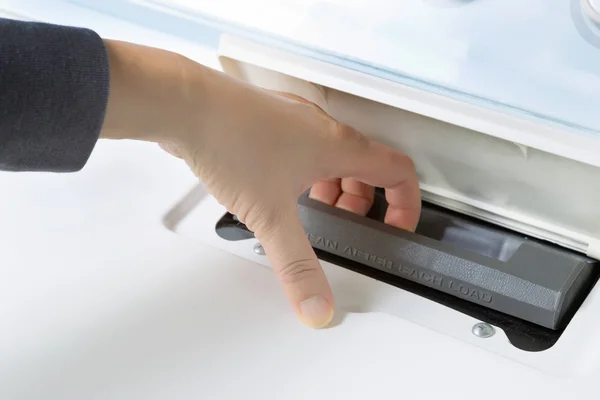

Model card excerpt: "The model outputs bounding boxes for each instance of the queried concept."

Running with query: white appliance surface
[1,1,600,399]
[68,0,600,136]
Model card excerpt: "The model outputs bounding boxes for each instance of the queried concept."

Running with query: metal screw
[472,322,495,338]
[253,243,266,255]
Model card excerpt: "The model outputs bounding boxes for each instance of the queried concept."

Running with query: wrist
[100,40,206,144]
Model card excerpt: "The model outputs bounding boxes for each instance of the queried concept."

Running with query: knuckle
[334,122,362,143]
[219,190,245,218]
[277,258,320,284]
[243,204,282,236]
[387,150,415,171]
[221,192,265,230]
[333,123,370,155]
[404,155,417,175]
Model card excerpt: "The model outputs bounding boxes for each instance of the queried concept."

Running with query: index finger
[253,203,335,329]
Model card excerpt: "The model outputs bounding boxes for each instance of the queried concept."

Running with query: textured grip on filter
[298,193,596,330]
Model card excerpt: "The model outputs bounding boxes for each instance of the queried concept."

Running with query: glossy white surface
[68,0,600,136]
[589,0,600,11]
[1,1,600,399]
[583,0,600,23]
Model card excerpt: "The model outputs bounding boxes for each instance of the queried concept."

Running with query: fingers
[309,178,374,216]
[309,178,342,205]
[254,204,335,329]
[337,178,374,216]
[275,94,420,230]
[383,176,421,231]
[328,124,422,231]
[270,96,419,230]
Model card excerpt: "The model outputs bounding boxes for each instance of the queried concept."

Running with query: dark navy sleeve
[0,18,109,172]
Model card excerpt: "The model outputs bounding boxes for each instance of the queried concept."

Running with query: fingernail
[300,296,334,329]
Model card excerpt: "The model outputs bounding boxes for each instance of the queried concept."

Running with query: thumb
[253,203,335,329]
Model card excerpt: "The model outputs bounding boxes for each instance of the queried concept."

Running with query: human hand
[163,76,421,328]
[101,41,421,328]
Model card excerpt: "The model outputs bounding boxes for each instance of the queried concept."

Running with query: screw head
[253,243,266,255]
[472,322,495,338]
